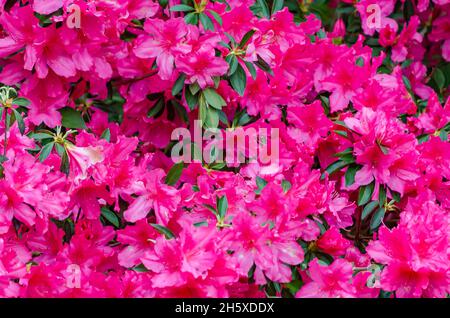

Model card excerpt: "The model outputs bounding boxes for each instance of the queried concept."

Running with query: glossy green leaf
[239,29,256,48]
[165,162,184,186]
[12,109,25,135]
[172,73,186,96]
[433,68,445,90]
[358,182,375,206]
[256,0,270,17]
[150,223,175,239]
[101,207,120,228]
[39,142,54,162]
[199,13,214,31]
[100,128,111,142]
[362,201,379,220]
[60,107,87,129]
[271,0,284,15]
[203,88,226,110]
[12,97,30,107]
[217,195,228,219]
[345,164,361,187]
[208,10,223,26]
[230,63,247,96]
[170,4,194,12]
[184,12,199,25]
[370,207,386,231]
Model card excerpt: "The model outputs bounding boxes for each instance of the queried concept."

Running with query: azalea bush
[0,0,449,298]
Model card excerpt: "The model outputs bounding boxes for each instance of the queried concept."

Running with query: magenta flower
[176,45,229,88]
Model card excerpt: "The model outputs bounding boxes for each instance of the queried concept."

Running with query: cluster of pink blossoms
[0,0,449,298]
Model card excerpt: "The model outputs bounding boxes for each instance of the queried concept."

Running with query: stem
[3,109,8,157]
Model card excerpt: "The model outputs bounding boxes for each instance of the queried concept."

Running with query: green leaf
[12,97,30,107]
[391,189,401,202]
[55,143,65,156]
[358,182,375,206]
[224,32,237,46]
[185,89,198,110]
[189,82,201,95]
[334,147,353,158]
[101,207,120,228]
[219,41,231,49]
[370,207,386,231]
[208,10,222,26]
[230,63,247,96]
[254,55,273,75]
[417,133,430,144]
[433,68,445,89]
[401,59,413,68]
[194,221,208,227]
[345,164,361,187]
[226,55,239,76]
[203,88,226,110]
[440,129,448,141]
[355,57,364,67]
[39,142,54,162]
[255,176,268,195]
[402,75,412,91]
[239,29,256,48]
[281,179,292,193]
[203,203,217,215]
[205,107,220,128]
[165,162,184,186]
[362,201,379,221]
[316,29,326,39]
[170,4,194,12]
[217,195,228,219]
[321,160,350,180]
[12,109,25,135]
[147,97,165,118]
[271,0,284,15]
[244,61,257,80]
[378,186,386,207]
[132,264,149,272]
[199,13,215,31]
[30,133,53,140]
[60,107,87,129]
[150,224,175,239]
[184,12,199,25]
[378,143,389,155]
[172,73,186,96]
[237,112,251,127]
[256,0,270,18]
[199,95,207,123]
[100,128,111,142]
[334,130,348,138]
[60,150,70,175]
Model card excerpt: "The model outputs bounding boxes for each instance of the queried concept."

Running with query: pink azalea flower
[65,142,104,182]
[176,45,229,89]
[344,107,420,192]
[296,259,356,298]
[124,169,180,225]
[321,57,370,112]
[316,227,351,257]
[134,18,193,80]
[141,224,218,288]
[367,196,449,298]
